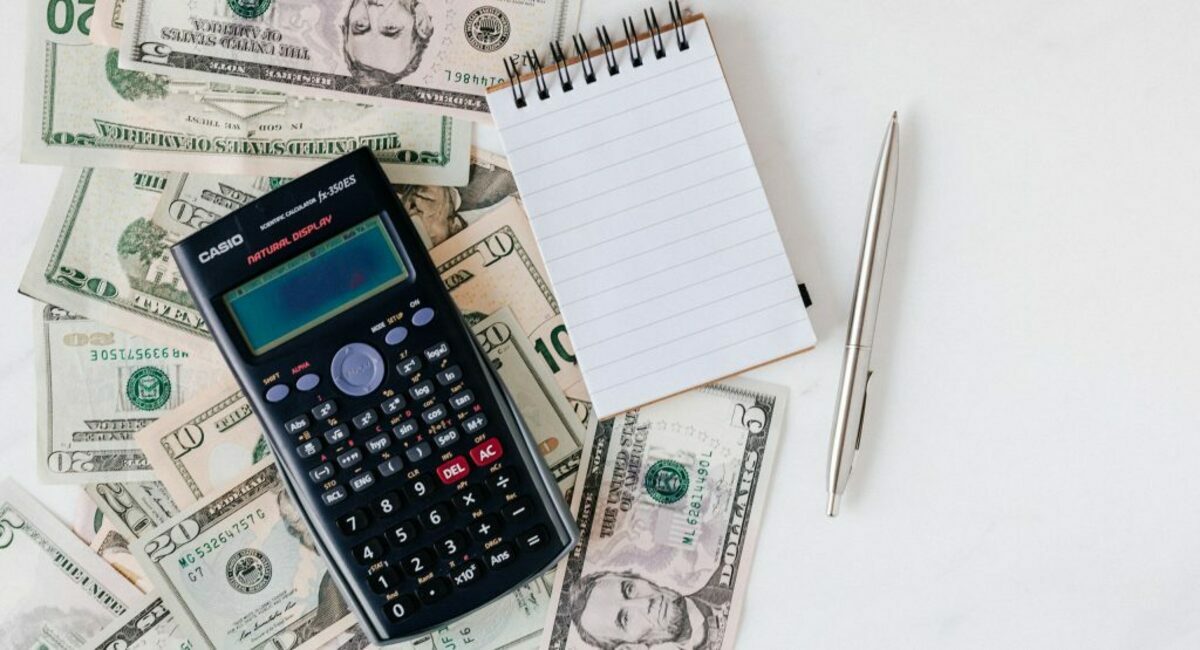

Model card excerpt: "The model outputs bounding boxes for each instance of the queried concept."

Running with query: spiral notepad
[486,3,816,417]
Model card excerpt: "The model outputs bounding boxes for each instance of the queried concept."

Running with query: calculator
[171,148,578,644]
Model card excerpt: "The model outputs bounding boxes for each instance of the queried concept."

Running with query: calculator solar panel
[171,148,577,645]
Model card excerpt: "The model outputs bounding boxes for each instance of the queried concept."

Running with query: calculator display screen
[223,216,408,355]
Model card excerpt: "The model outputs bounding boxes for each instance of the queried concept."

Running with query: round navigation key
[412,307,435,327]
[265,383,290,403]
[330,342,385,397]
[384,326,408,346]
[295,373,320,392]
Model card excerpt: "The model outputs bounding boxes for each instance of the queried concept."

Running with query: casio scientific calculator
[171,148,577,644]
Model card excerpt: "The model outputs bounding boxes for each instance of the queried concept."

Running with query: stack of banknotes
[8,2,792,649]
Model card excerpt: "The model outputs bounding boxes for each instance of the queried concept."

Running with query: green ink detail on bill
[227,0,272,19]
[105,49,168,101]
[126,367,172,410]
[644,459,689,504]
[252,436,271,463]
[267,177,290,190]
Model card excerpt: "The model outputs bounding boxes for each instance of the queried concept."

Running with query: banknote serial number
[445,70,505,87]
[88,346,191,362]
[177,508,269,573]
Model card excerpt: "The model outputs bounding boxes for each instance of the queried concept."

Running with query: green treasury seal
[226,548,273,594]
[227,0,272,19]
[126,367,172,411]
[644,459,689,504]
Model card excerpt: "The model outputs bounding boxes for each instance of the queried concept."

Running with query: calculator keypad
[264,302,567,637]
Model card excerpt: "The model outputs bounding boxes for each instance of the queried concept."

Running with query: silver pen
[827,112,900,517]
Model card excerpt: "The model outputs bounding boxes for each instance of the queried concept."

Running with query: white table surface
[4,1,1200,648]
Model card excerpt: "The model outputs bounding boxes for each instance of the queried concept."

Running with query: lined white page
[487,16,815,417]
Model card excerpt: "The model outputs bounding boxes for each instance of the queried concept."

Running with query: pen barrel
[828,345,872,494]
[845,120,899,350]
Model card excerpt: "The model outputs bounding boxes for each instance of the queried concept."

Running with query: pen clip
[852,370,874,456]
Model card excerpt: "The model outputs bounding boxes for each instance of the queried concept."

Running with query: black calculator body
[171,148,577,644]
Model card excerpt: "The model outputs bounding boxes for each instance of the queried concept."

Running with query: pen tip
[826,493,840,517]
[891,110,898,121]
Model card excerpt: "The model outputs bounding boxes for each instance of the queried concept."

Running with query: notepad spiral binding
[501,0,691,109]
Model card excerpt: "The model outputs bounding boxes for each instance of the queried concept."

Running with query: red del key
[436,456,470,484]
[469,438,504,467]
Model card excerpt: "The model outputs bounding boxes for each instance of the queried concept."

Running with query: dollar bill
[136,460,356,650]
[35,303,228,482]
[396,148,520,248]
[72,490,106,544]
[0,478,142,649]
[25,2,470,185]
[84,595,196,650]
[431,197,592,426]
[20,167,222,350]
[135,383,271,507]
[90,0,125,47]
[90,519,153,592]
[119,0,581,119]
[85,480,180,541]
[474,307,582,489]
[539,378,788,650]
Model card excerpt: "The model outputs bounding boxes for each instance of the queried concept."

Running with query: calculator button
[468,514,503,542]
[354,538,386,564]
[435,532,468,558]
[423,342,450,362]
[374,491,403,517]
[296,439,321,458]
[409,380,434,401]
[432,428,460,449]
[381,395,405,415]
[450,391,475,411]
[396,357,422,377]
[486,543,517,569]
[337,509,371,536]
[385,595,419,623]
[265,384,289,403]
[378,457,404,477]
[417,577,452,605]
[296,373,320,392]
[436,456,470,485]
[387,520,419,548]
[421,503,452,530]
[365,434,392,454]
[404,476,436,500]
[311,400,337,420]
[401,549,436,577]
[405,442,433,463]
[393,419,419,440]
[516,525,550,552]
[324,424,350,445]
[436,365,463,386]
[351,409,378,430]
[308,462,335,483]
[462,414,488,436]
[384,326,409,346]
[330,342,385,397]
[336,448,363,469]
[452,485,487,510]
[284,415,309,435]
[349,471,376,493]
[321,485,348,506]
[412,307,435,327]
[469,437,503,467]
[421,404,448,425]
[502,497,534,522]
[450,559,485,588]
[368,566,401,594]
[486,468,519,493]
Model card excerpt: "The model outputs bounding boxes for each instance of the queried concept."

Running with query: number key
[374,491,403,518]
[421,502,452,530]
[404,476,436,500]
[387,519,419,548]
[337,509,370,535]
[401,548,437,577]
[385,594,419,623]
[353,537,386,564]
[436,531,468,558]
[368,566,401,594]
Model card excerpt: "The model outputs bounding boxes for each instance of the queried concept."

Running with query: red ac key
[436,456,470,485]
[469,438,504,467]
